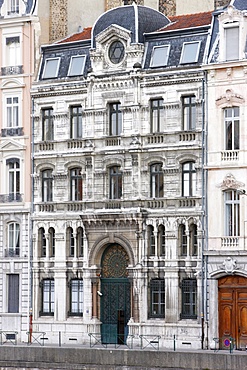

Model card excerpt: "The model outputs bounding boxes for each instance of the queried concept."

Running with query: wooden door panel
[237,291,247,349]
[219,277,247,350]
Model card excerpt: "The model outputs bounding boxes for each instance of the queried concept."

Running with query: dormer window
[225,24,239,61]
[68,55,86,76]
[42,58,60,79]
[8,0,19,15]
[108,41,125,64]
[180,41,200,64]
[150,45,170,67]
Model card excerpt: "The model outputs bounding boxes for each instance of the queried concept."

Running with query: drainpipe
[29,97,35,337]
[201,73,207,350]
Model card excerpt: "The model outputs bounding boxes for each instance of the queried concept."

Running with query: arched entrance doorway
[100,244,131,344]
[218,275,247,349]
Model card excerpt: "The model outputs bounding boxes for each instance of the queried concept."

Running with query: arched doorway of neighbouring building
[100,244,131,345]
[218,275,247,350]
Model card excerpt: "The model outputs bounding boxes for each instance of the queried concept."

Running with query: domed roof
[92,4,170,47]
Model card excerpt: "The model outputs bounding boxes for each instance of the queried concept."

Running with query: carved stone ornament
[221,257,237,274]
[217,173,245,191]
[216,89,245,108]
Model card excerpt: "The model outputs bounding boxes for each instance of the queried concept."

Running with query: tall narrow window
[181,279,197,319]
[77,227,84,257]
[70,106,82,139]
[70,168,82,201]
[6,36,20,66]
[67,227,75,257]
[149,279,165,318]
[6,97,19,127]
[42,169,53,202]
[8,222,20,257]
[70,279,83,316]
[182,96,196,130]
[225,26,239,61]
[150,163,163,198]
[49,227,55,257]
[42,108,54,141]
[182,162,196,197]
[224,107,239,150]
[109,166,122,199]
[179,224,187,256]
[39,227,46,257]
[225,190,240,236]
[158,224,165,256]
[189,224,197,256]
[8,274,19,313]
[109,103,122,136]
[150,99,164,133]
[41,279,54,315]
[147,225,155,256]
[7,158,20,201]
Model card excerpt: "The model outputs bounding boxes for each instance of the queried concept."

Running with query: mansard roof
[92,4,170,46]
[0,0,37,14]
[232,0,247,11]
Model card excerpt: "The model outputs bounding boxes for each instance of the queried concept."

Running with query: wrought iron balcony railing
[4,248,20,257]
[0,193,22,203]
[1,65,23,76]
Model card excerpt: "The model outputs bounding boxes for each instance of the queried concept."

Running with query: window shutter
[225,27,239,61]
[8,274,19,313]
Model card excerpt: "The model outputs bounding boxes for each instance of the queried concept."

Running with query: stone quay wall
[0,346,246,370]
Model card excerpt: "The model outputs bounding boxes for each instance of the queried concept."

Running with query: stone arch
[88,234,135,268]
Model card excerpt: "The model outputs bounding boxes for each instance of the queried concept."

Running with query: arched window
[189,224,197,256]
[48,227,55,257]
[66,227,75,257]
[7,222,20,257]
[179,224,187,256]
[158,224,165,256]
[77,227,84,257]
[147,225,155,256]
[38,227,46,257]
[42,169,53,202]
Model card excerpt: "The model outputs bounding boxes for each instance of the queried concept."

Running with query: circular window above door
[108,41,125,64]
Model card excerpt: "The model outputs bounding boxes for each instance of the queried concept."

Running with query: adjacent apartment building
[0,0,39,342]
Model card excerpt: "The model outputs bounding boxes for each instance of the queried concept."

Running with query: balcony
[0,193,22,203]
[221,237,239,248]
[4,248,20,257]
[221,150,239,161]
[1,127,24,137]
[36,197,201,213]
[1,65,23,76]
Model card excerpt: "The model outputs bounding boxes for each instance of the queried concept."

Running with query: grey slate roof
[92,4,170,47]
[232,0,247,11]
[0,0,36,14]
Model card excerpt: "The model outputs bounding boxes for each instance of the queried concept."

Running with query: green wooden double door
[101,278,131,344]
[100,244,131,344]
